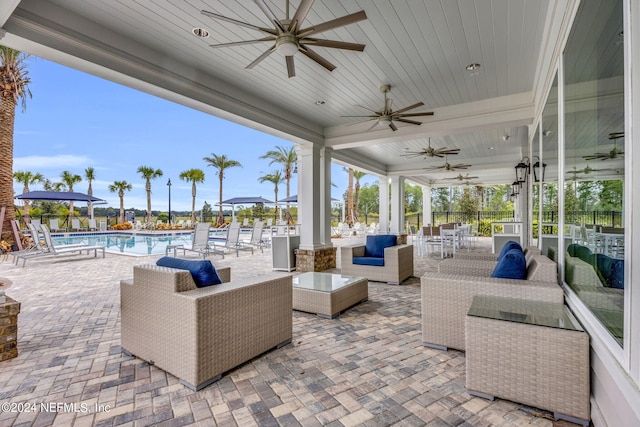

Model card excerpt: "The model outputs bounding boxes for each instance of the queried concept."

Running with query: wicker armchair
[438,254,557,282]
[421,257,564,351]
[120,265,292,390]
[341,239,414,285]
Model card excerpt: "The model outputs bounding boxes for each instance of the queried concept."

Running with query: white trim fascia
[0,0,19,27]
[331,151,387,177]
[531,0,581,126]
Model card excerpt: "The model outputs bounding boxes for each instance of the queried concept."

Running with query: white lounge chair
[213,222,253,257]
[49,219,61,232]
[173,222,224,259]
[18,224,105,267]
[88,218,98,231]
[241,221,266,253]
[71,218,87,231]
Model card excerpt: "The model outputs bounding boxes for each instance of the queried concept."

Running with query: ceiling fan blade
[254,0,287,32]
[299,47,336,71]
[366,121,380,132]
[201,10,277,34]
[393,102,425,114]
[286,55,295,77]
[398,111,434,117]
[439,148,461,155]
[395,118,422,126]
[389,122,398,132]
[300,10,367,37]
[452,164,471,170]
[289,0,315,32]
[209,38,274,48]
[346,118,377,127]
[245,45,276,69]
[302,38,366,51]
[353,105,380,114]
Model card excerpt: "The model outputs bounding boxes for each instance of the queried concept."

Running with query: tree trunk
[355,180,361,221]
[218,172,224,226]
[88,182,93,219]
[347,168,354,226]
[119,191,125,223]
[0,96,17,243]
[191,181,197,223]
[146,180,152,223]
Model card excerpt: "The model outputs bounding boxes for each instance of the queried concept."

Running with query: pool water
[50,230,247,256]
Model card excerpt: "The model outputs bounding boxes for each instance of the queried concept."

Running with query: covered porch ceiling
[0,1,583,188]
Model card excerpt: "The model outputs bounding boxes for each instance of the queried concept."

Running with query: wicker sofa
[120,264,293,390]
[421,256,564,351]
[341,235,414,285]
[440,248,547,278]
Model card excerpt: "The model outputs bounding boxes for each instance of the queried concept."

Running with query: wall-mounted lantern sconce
[511,181,520,196]
[515,157,529,185]
[532,157,546,183]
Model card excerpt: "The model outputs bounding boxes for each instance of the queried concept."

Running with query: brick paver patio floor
[0,235,576,426]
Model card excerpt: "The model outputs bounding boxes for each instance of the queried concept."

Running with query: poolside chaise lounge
[18,224,105,267]
[120,262,292,390]
[173,222,225,259]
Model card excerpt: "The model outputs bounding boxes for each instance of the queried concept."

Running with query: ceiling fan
[201,0,367,78]
[342,85,434,132]
[567,165,614,175]
[443,173,479,181]
[402,138,460,159]
[425,156,472,171]
[583,131,624,161]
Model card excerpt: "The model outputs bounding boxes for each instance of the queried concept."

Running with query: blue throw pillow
[156,256,222,287]
[497,240,522,262]
[491,248,527,279]
[364,235,397,258]
[595,254,625,289]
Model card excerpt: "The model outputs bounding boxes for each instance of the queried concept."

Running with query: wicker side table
[465,296,590,427]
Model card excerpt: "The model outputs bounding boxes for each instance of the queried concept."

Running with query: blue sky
[13,57,378,213]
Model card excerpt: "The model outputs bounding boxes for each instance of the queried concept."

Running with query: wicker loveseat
[341,235,414,285]
[421,256,564,351]
[120,264,293,390]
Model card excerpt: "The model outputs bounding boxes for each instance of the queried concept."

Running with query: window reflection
[563,0,624,345]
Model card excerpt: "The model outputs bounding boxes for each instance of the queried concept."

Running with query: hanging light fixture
[515,157,529,184]
[532,157,546,182]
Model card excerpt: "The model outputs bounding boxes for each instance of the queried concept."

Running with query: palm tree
[85,167,96,219]
[353,170,367,221]
[258,170,283,220]
[137,166,163,223]
[61,170,82,226]
[179,168,205,223]
[109,181,132,224]
[13,170,43,220]
[203,154,242,226]
[344,167,355,226]
[0,46,31,244]
[260,146,297,211]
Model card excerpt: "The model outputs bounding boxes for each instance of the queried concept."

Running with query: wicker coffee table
[465,295,590,427]
[292,272,368,318]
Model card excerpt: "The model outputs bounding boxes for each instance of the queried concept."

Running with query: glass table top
[468,295,583,331]
[292,272,366,292]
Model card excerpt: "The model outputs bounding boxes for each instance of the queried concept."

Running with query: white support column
[390,176,405,234]
[320,147,332,246]
[296,145,322,250]
[422,185,432,226]
[378,175,389,234]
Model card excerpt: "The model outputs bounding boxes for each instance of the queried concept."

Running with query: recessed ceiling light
[501,135,510,142]
[488,146,495,150]
[192,28,210,38]
[466,63,481,71]
[315,100,325,105]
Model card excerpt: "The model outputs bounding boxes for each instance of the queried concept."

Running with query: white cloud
[14,154,92,170]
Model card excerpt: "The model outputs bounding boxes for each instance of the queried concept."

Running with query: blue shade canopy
[15,191,105,202]
[218,196,274,205]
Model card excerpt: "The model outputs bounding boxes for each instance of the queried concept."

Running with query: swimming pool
[51,230,247,256]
